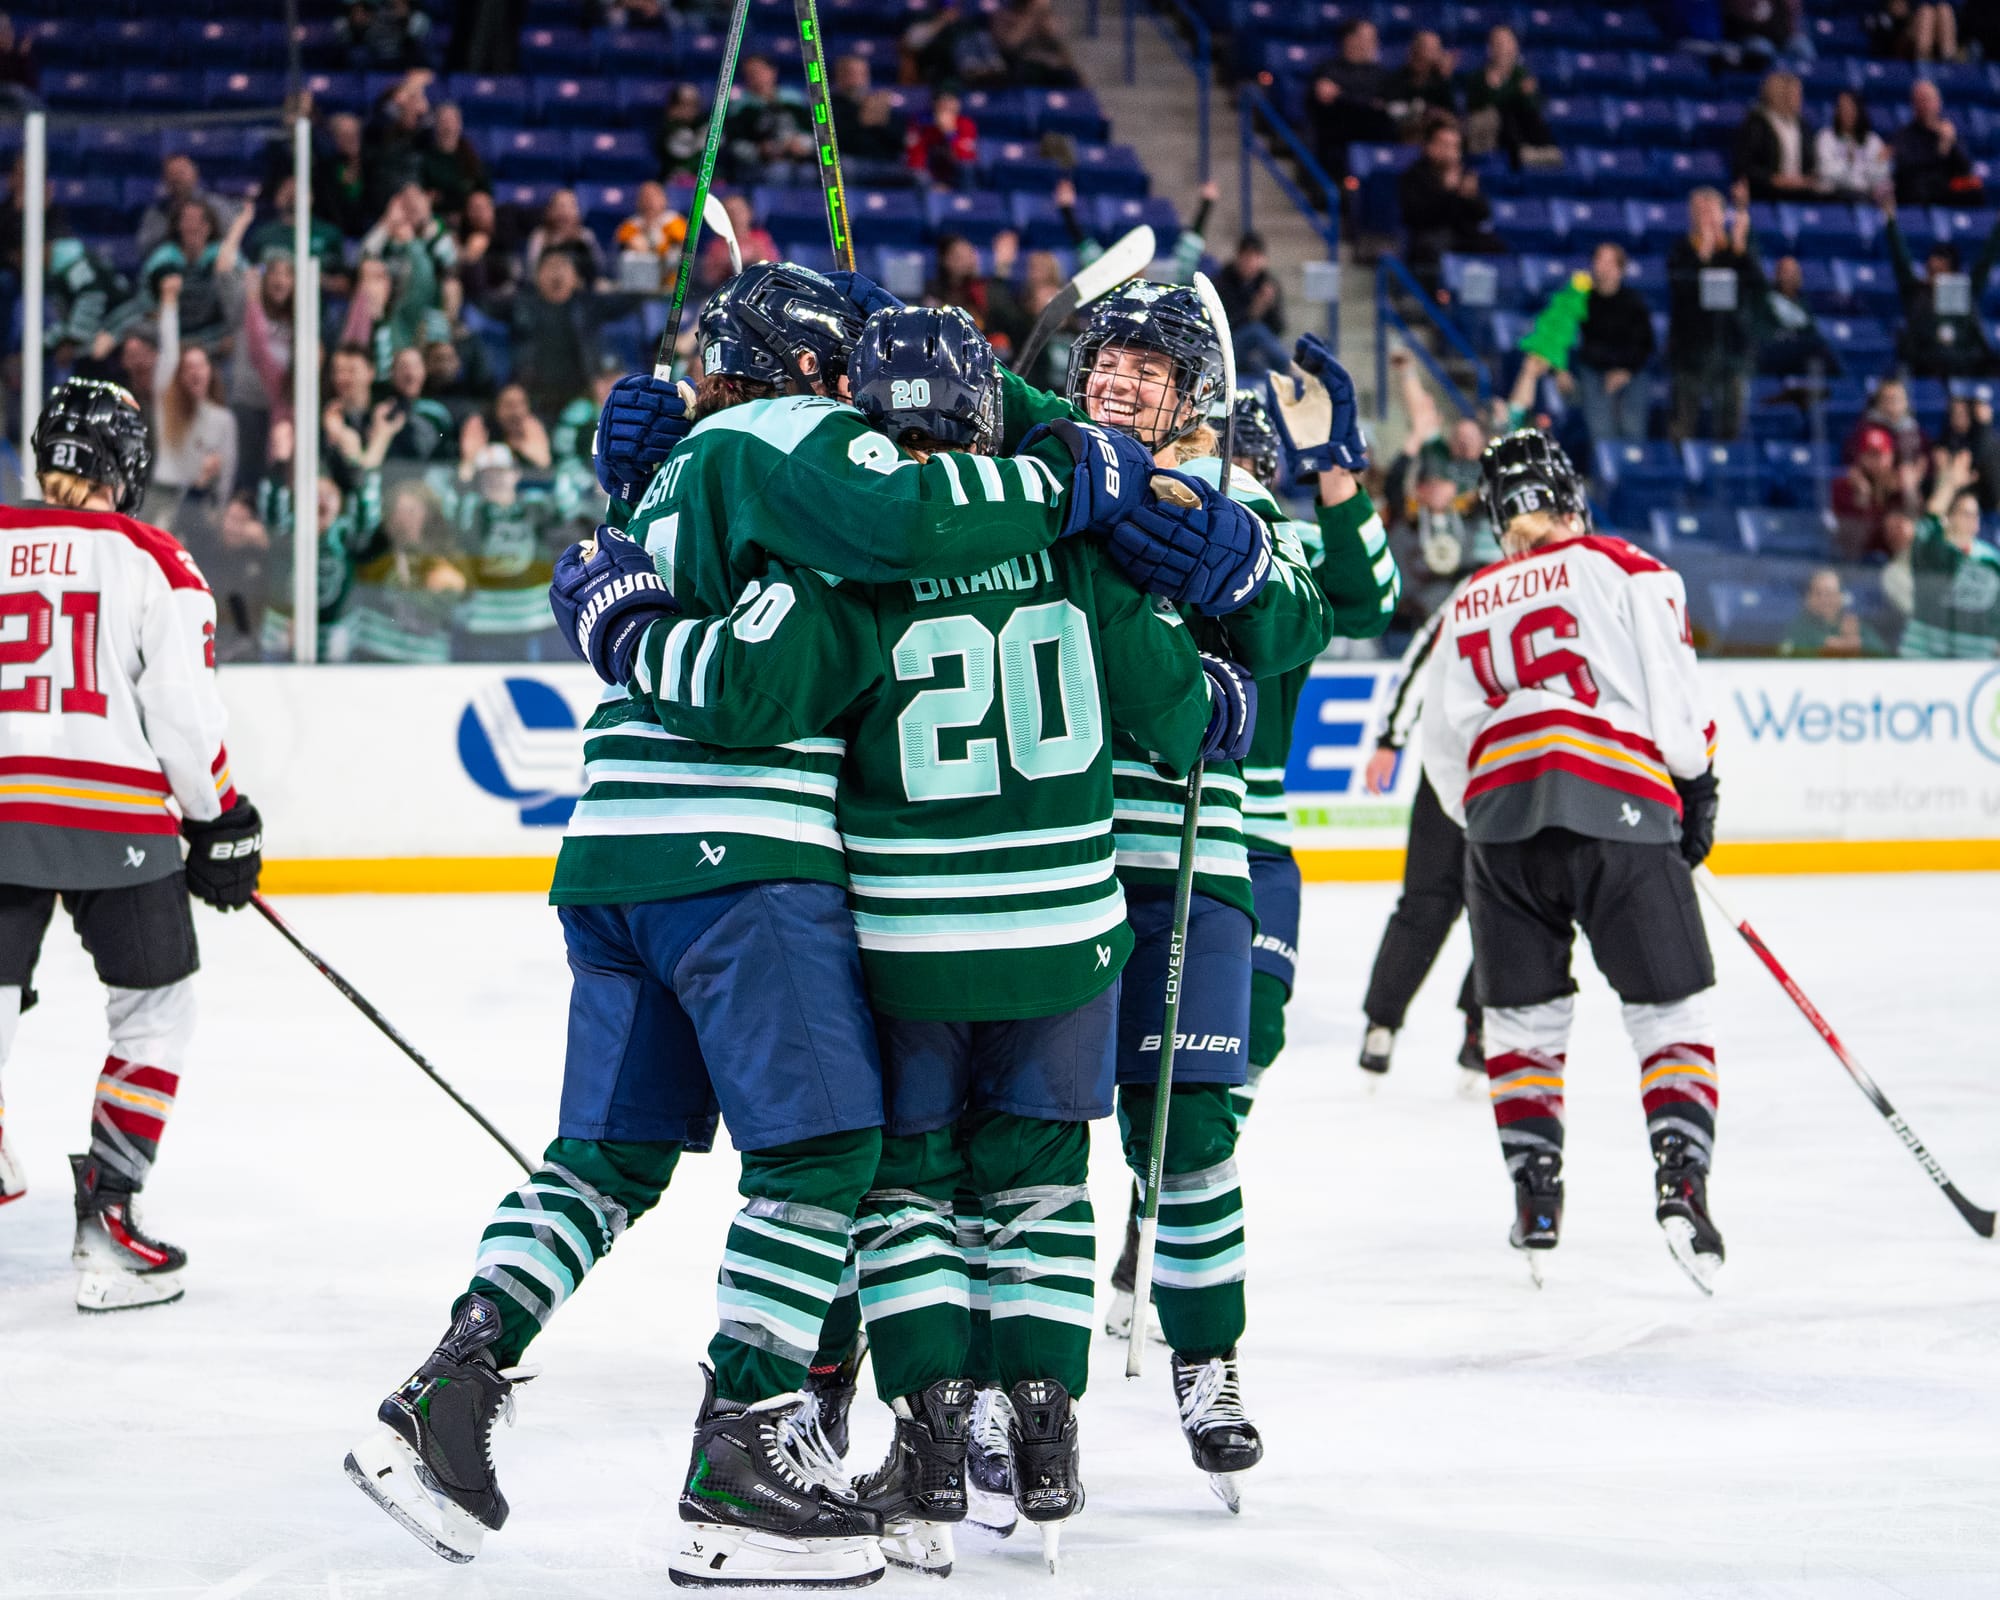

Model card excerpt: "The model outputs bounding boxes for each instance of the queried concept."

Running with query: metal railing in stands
[1123,0,1211,183]
[1374,255,1492,420]
[1236,83,1341,345]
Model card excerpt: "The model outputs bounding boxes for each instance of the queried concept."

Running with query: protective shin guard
[1484,998,1573,1176]
[969,1114,1093,1399]
[89,981,195,1191]
[459,1137,681,1367]
[1237,971,1289,1122]
[854,1160,971,1402]
[1623,995,1719,1168]
[711,1128,881,1404]
[1121,1084,1245,1361]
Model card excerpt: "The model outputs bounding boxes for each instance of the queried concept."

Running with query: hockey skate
[672,1363,884,1590]
[1104,1185,1165,1345]
[70,1154,183,1312]
[1509,1153,1563,1288]
[344,1294,530,1563]
[1171,1349,1263,1513]
[852,1378,971,1577]
[0,1126,23,1206]
[1655,1135,1725,1295]
[965,1385,1017,1538]
[801,1330,867,1464]
[1359,1024,1395,1078]
[1457,1018,1487,1099]
[1008,1378,1083,1574]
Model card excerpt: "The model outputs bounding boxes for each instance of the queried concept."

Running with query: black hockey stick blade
[253,894,534,1175]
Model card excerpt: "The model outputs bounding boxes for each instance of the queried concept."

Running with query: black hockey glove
[1016,418,1156,537]
[182,795,263,912]
[1196,653,1258,765]
[1673,769,1719,869]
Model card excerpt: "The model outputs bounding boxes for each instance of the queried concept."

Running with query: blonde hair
[1172,422,1218,465]
[1504,509,1580,553]
[39,470,105,510]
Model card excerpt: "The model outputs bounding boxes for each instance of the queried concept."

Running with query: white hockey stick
[701,188,743,278]
[1013,223,1157,377]
[1127,271,1237,1388]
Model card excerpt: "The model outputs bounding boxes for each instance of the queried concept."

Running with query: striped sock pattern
[956,1195,996,1386]
[1640,1043,1719,1163]
[89,1056,178,1189]
[711,1198,855,1402]
[985,1182,1094,1396]
[1228,1063,1268,1126]
[466,1158,630,1364]
[1486,1049,1568,1174]
[854,1188,970,1401]
[1148,1156,1249,1359]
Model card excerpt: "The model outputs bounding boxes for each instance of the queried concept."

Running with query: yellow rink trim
[256,839,2000,894]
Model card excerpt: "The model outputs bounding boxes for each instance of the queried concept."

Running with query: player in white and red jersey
[1418,430,1724,1293]
[0,377,263,1312]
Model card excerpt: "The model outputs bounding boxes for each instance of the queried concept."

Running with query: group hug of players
[0,250,1726,1591]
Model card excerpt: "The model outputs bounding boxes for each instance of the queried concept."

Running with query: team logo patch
[458,677,586,827]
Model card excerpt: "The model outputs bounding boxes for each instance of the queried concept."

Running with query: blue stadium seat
[981,142,1065,196]
[1070,144,1149,199]
[1542,96,1615,146]
[1820,315,1896,372]
[1009,194,1072,250]
[1630,51,1712,96]
[849,189,929,247]
[1608,97,1679,147]
[1904,377,1950,430]
[448,75,531,125]
[119,177,162,219]
[1515,253,1584,301]
[43,70,115,107]
[200,71,284,113]
[518,26,598,75]
[488,128,573,181]
[62,125,165,179]
[104,19,182,63]
[1576,146,1647,194]
[302,72,368,117]
[1558,51,1635,93]
[23,18,93,67]
[930,190,1013,247]
[1521,7,1602,49]
[49,178,124,236]
[1096,195,1182,244]
[1594,8,1662,46]
[177,125,259,181]
[1680,98,1738,152]
[575,183,637,228]
[871,246,930,304]
[1707,580,1798,653]
[570,130,651,184]
[614,79,673,120]
[122,71,197,109]
[1348,144,1417,235]
[192,19,287,65]
[596,26,673,72]
[1597,439,1681,524]
[533,77,615,127]
[489,181,559,218]
[1625,199,1685,252]
[1783,202,1870,253]
[755,186,828,242]
[959,90,1035,141]
[1551,196,1631,246]
[1030,89,1111,142]
[1488,198,1561,253]
[1835,257,1902,317]
[1934,208,1999,253]
[1762,440,1836,507]
[1737,508,1834,558]
[1649,508,1744,551]
[1443,252,1523,310]
[1681,439,1760,504]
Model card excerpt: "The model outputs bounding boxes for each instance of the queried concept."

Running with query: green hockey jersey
[551,393,1075,907]
[638,539,1211,1019]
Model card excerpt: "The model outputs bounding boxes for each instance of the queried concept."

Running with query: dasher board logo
[458,677,586,826]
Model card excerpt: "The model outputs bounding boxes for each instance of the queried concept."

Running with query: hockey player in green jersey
[342,264,1162,1591]
[640,305,1258,1573]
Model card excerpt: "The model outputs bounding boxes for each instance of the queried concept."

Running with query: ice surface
[4,877,1999,1598]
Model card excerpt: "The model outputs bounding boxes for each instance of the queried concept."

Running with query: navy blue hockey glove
[182,795,263,912]
[1016,418,1156,537]
[1197,654,1258,765]
[1106,474,1273,615]
[1266,332,1365,478]
[550,527,679,685]
[593,374,694,503]
[1673,769,1719,868]
[824,269,904,320]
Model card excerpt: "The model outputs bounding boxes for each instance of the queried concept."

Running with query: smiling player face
[1083,343,1186,451]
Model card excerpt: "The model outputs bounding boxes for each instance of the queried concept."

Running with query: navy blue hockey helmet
[32,378,152,513]
[1064,280,1224,450]
[1479,428,1591,538]
[850,306,1002,453]
[1229,386,1281,488]
[696,261,869,394]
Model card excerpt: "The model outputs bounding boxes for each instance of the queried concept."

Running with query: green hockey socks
[1118,1082,1247,1361]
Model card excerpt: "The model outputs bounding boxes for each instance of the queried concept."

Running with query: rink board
[222,659,2000,891]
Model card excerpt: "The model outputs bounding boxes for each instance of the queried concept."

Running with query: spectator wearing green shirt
[1780,568,1890,658]
[1900,455,2000,659]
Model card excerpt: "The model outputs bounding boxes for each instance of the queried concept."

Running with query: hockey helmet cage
[1229,386,1281,488]
[850,305,1002,454]
[696,261,868,394]
[1064,280,1224,450]
[1479,427,1591,538]
[32,377,153,513]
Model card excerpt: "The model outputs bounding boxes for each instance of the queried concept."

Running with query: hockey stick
[653,0,754,380]
[1693,866,1996,1239]
[702,188,743,277]
[1014,224,1156,379]
[1127,274,1237,1381]
[252,894,534,1176]
[793,0,856,271]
